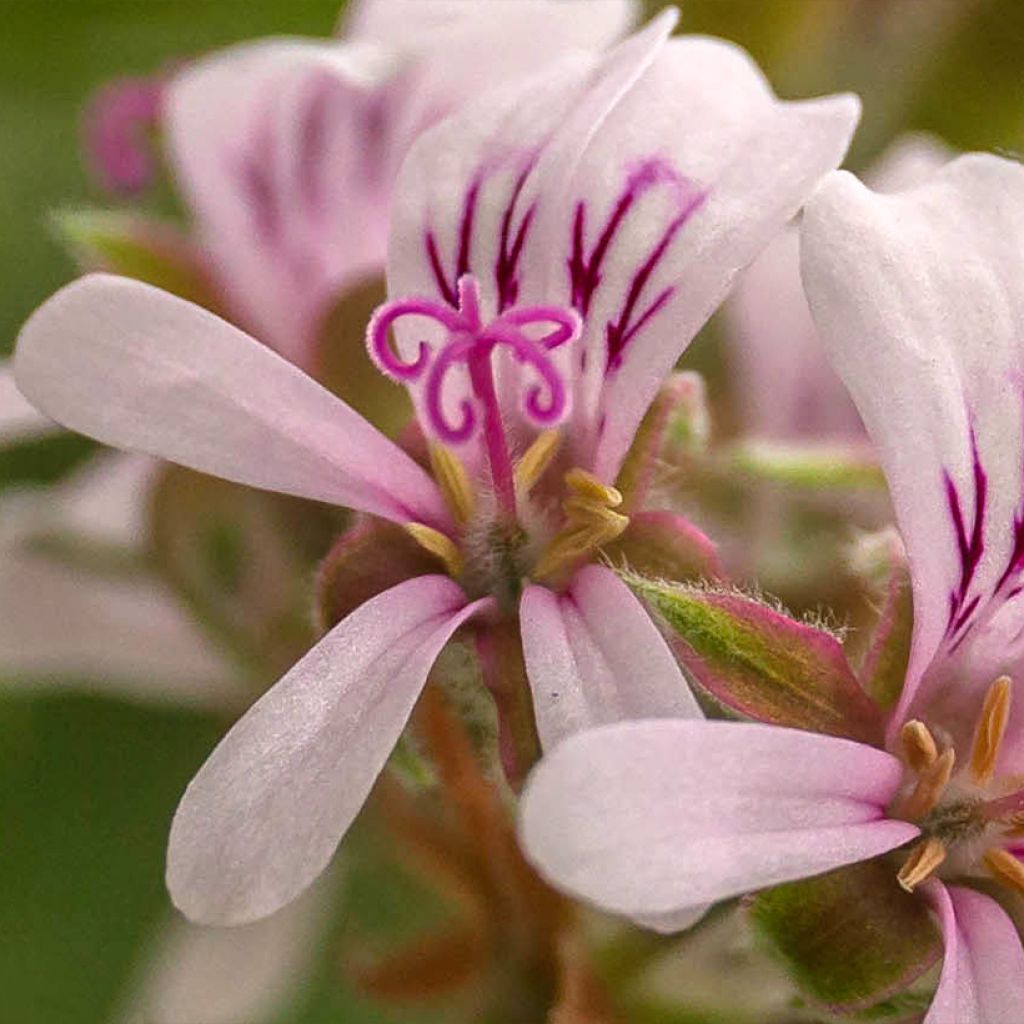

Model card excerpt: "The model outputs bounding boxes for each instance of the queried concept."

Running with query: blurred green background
[2,1,1023,1022]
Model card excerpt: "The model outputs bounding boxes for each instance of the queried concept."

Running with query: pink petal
[114,877,333,1024]
[520,564,701,750]
[800,155,1024,730]
[567,39,860,480]
[14,275,449,529]
[385,13,857,477]
[923,882,1024,1024]
[166,576,487,924]
[519,719,917,922]
[166,41,401,366]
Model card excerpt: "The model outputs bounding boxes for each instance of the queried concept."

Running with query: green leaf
[51,209,222,308]
[313,276,413,438]
[750,859,942,1015]
[629,576,885,744]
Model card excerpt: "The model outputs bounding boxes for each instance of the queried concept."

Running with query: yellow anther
[564,468,623,507]
[900,748,956,821]
[404,522,464,577]
[514,429,561,494]
[970,675,1012,785]
[901,720,939,773]
[429,444,475,526]
[897,838,947,892]
[984,847,1024,897]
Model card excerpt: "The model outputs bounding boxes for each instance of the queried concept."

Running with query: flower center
[368,274,580,516]
[893,676,1024,898]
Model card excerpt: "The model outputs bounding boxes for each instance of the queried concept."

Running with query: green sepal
[616,371,710,511]
[312,275,413,438]
[317,516,442,631]
[50,208,221,309]
[848,529,913,712]
[629,575,885,744]
[749,859,942,1015]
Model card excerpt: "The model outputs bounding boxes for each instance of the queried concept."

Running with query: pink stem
[982,787,1024,822]
[468,343,516,516]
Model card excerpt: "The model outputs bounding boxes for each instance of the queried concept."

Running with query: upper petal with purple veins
[386,9,859,476]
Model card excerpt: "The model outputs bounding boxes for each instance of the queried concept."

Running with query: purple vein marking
[425,179,481,308]
[945,428,988,649]
[495,158,537,313]
[566,157,707,372]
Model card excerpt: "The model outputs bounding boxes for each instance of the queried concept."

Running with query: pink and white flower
[163,0,638,368]
[15,9,858,925]
[519,154,1024,1022]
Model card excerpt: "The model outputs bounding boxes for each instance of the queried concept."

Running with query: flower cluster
[10,0,1024,1020]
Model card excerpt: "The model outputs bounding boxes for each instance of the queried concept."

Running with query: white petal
[520,564,701,750]
[519,719,917,922]
[801,155,1024,724]
[15,275,448,528]
[167,576,487,924]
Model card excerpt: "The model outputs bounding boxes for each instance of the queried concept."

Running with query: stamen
[563,468,623,508]
[404,523,464,577]
[429,444,475,527]
[900,748,956,821]
[897,837,947,892]
[901,720,938,773]
[970,675,1012,784]
[532,469,629,582]
[983,847,1024,897]
[514,429,561,494]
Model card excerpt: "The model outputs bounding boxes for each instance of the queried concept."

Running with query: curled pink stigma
[366,275,580,441]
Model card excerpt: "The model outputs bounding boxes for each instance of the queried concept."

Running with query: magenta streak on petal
[495,158,538,313]
[425,180,482,309]
[944,428,988,651]
[295,76,337,219]
[236,118,282,247]
[566,159,707,372]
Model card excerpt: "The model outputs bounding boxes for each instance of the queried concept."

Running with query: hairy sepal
[615,372,710,512]
[749,859,942,1015]
[629,576,884,744]
[603,510,722,585]
[848,529,914,712]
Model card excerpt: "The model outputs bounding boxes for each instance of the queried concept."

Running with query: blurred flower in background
[3,1,1024,1023]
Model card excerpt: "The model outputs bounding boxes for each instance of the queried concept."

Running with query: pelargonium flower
[519,154,1024,1022]
[15,9,858,925]
[163,0,638,368]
